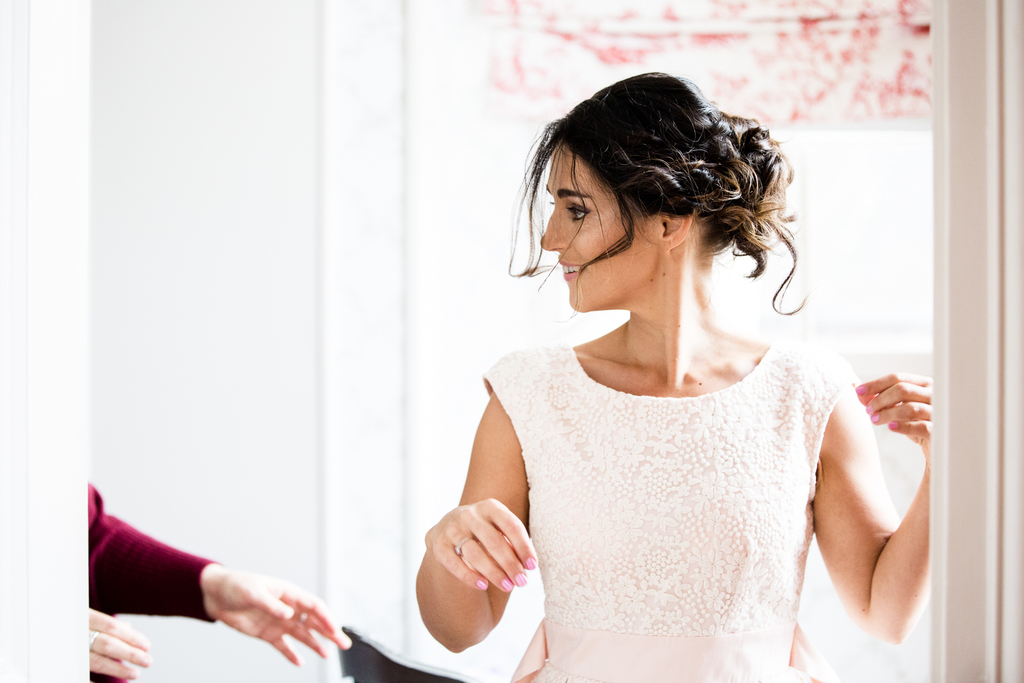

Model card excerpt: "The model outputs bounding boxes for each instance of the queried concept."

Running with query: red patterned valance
[485,0,931,124]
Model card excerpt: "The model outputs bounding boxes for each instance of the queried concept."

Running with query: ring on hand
[454,537,472,557]
[298,613,308,625]
[89,630,100,651]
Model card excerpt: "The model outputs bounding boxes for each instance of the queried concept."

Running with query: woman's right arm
[416,393,537,652]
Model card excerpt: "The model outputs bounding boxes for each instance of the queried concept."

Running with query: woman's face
[540,151,659,312]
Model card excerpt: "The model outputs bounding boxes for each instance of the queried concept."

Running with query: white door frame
[931,0,1023,680]
[0,0,90,680]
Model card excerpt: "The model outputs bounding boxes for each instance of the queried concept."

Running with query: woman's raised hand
[89,608,152,680]
[425,498,538,593]
[856,373,933,462]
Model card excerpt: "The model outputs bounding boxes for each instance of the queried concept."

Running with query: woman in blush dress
[415,73,931,683]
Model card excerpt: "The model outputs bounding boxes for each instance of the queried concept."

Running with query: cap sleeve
[483,348,544,443]
[785,343,861,500]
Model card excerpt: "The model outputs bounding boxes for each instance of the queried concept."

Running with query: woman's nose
[540,216,563,253]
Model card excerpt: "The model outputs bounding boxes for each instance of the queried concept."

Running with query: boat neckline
[562,341,782,401]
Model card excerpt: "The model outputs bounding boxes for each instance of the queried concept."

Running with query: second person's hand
[89,608,152,680]
[199,564,351,666]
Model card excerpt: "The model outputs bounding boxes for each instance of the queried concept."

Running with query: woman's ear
[659,214,694,249]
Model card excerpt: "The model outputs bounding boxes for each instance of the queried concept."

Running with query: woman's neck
[614,241,721,392]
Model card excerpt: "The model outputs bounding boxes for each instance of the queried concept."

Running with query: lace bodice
[485,341,855,639]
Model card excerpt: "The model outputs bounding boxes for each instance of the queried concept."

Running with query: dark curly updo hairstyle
[516,72,800,314]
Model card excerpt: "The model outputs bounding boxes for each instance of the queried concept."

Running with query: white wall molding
[319,0,408,669]
[0,0,29,678]
[932,0,1023,680]
[998,0,1024,678]
[0,0,89,679]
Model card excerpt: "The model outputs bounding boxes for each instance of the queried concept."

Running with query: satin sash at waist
[511,619,840,683]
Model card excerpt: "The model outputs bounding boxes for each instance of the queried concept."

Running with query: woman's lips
[561,262,579,282]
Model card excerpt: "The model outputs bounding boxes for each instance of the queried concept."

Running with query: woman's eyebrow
[555,188,592,199]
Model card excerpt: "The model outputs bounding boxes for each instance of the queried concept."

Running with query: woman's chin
[568,296,608,314]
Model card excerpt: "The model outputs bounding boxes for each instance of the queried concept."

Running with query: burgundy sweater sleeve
[88,484,215,621]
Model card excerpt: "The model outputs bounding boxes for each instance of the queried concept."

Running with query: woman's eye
[569,206,588,221]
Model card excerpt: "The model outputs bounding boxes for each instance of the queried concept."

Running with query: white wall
[90,2,325,681]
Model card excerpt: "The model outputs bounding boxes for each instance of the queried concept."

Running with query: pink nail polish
[515,573,528,587]
[889,421,899,430]
[476,579,488,590]
[865,405,873,415]
[871,414,880,423]
[525,558,537,570]
[856,385,867,395]
[501,579,514,591]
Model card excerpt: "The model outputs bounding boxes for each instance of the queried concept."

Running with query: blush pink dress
[484,342,854,683]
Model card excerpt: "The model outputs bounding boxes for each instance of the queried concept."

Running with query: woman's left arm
[813,374,932,644]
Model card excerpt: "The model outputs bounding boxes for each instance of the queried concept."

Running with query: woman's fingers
[866,381,933,415]
[88,609,152,679]
[269,635,303,667]
[248,583,345,656]
[479,499,538,572]
[887,419,933,440]
[856,372,933,460]
[299,602,352,651]
[856,373,932,405]
[259,593,296,621]
[302,612,350,651]
[89,609,151,652]
[91,632,152,668]
[334,629,353,650]
[434,537,490,591]
[471,522,529,588]
[287,623,329,659]
[89,608,116,632]
[109,621,151,653]
[279,589,338,637]
[459,538,516,592]
[282,601,350,650]
[428,498,538,592]
[869,401,932,426]
[90,652,140,680]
